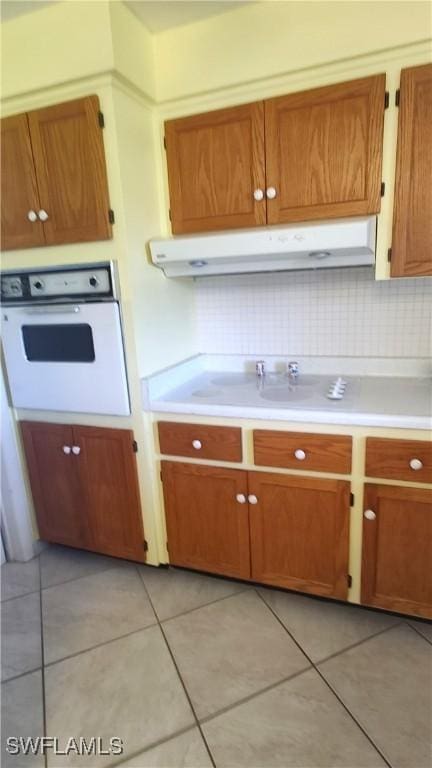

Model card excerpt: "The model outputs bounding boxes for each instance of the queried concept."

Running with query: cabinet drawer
[254,430,352,474]
[158,421,242,462]
[366,438,432,483]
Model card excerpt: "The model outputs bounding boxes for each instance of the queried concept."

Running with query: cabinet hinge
[108,209,115,224]
[380,182,385,197]
[143,539,148,552]
[350,492,355,506]
[160,469,163,482]
[168,209,171,222]
[387,248,392,263]
[384,91,389,109]
[395,89,400,107]
[347,574,353,589]
[98,111,105,128]
[166,541,169,552]
[163,136,167,150]
[132,440,138,453]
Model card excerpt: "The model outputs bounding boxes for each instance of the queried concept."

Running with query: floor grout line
[313,620,406,665]
[109,725,199,768]
[37,557,48,768]
[406,621,432,646]
[42,620,159,670]
[40,562,132,593]
[1,587,41,605]
[255,589,394,768]
[136,564,217,768]
[1,666,44,686]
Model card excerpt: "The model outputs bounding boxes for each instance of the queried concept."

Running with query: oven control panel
[0,263,116,304]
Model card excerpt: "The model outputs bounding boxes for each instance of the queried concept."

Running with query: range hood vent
[149,217,376,278]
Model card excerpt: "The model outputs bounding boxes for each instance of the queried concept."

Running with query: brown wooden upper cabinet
[1,96,112,251]
[390,64,432,277]
[21,421,146,562]
[164,75,386,234]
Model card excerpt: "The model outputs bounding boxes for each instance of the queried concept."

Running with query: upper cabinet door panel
[265,75,386,224]
[165,102,266,234]
[27,96,112,245]
[391,64,432,277]
[1,114,44,250]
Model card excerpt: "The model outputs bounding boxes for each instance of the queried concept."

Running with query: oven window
[22,324,95,363]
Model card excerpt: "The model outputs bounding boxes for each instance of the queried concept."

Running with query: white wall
[196,269,432,358]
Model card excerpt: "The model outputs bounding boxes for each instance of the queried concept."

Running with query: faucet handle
[288,361,299,378]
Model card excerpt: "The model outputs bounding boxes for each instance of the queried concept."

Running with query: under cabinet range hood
[149,216,377,277]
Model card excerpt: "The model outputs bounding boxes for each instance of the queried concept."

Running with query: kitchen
[1,1,431,767]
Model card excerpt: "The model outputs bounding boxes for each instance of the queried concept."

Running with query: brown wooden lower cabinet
[161,462,250,579]
[249,472,350,598]
[21,421,146,562]
[161,462,350,598]
[362,484,432,618]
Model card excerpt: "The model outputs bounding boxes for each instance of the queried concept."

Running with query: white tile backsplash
[196,268,432,358]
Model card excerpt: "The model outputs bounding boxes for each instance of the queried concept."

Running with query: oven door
[1,302,130,415]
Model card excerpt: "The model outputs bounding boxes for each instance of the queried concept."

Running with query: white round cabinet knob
[266,186,277,200]
[38,209,49,222]
[192,439,202,450]
[62,445,71,455]
[248,494,258,505]
[72,446,81,455]
[294,449,306,461]
[27,210,38,222]
[236,494,246,504]
[409,458,423,471]
[253,188,264,201]
[364,509,376,521]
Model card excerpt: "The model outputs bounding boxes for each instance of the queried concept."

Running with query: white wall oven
[1,262,130,416]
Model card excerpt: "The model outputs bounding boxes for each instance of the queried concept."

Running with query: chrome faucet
[287,361,299,380]
[256,360,266,378]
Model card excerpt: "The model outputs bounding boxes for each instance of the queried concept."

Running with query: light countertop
[141,355,432,430]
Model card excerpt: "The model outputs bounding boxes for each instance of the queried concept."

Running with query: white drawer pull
[192,439,202,450]
[38,209,49,222]
[62,445,71,455]
[248,494,258,505]
[253,188,264,201]
[294,449,306,461]
[72,446,81,455]
[266,186,277,199]
[409,458,423,471]
[364,509,376,521]
[236,494,246,504]
[27,210,38,222]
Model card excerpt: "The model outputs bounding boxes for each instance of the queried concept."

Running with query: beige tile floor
[1,545,431,768]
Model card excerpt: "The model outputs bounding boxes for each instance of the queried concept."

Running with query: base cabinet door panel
[249,471,350,598]
[161,461,251,579]
[21,422,145,562]
[21,421,92,550]
[74,426,145,562]
[362,484,432,618]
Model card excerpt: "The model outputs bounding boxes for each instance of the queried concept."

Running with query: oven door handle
[22,306,81,315]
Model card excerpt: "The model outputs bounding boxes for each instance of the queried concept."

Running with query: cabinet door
[391,64,432,277]
[73,426,146,563]
[265,75,386,224]
[1,114,45,250]
[20,421,91,549]
[161,461,250,579]
[362,484,432,618]
[165,102,266,234]
[249,472,350,598]
[27,96,112,245]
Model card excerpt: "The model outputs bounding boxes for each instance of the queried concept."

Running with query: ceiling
[0,1,253,31]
